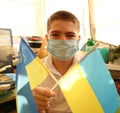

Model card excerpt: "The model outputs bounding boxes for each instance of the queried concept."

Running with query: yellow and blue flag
[60,49,120,113]
[16,38,49,113]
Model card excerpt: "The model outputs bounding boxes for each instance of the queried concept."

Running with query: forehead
[49,20,79,33]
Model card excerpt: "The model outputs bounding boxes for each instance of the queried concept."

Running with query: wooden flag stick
[50,73,59,86]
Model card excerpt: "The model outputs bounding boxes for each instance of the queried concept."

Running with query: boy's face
[46,20,80,41]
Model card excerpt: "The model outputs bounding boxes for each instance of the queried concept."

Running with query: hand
[32,87,55,112]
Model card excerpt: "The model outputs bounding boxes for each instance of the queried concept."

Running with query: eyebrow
[50,31,76,34]
[66,32,76,34]
[50,31,60,34]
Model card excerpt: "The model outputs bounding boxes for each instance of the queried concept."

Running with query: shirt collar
[41,51,85,76]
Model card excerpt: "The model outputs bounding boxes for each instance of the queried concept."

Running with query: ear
[78,35,81,42]
[45,34,48,41]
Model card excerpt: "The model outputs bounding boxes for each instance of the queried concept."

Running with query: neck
[52,57,73,75]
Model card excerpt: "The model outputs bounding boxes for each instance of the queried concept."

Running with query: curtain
[88,0,120,46]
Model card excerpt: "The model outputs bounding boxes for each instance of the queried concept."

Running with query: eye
[49,32,61,39]
[66,34,74,37]
[51,33,59,37]
[66,33,76,39]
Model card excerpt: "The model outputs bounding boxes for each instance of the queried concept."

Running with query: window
[0,0,43,36]
[0,0,119,46]
[89,0,120,46]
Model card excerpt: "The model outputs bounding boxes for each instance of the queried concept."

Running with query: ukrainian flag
[60,49,120,113]
[16,38,120,113]
[16,38,49,113]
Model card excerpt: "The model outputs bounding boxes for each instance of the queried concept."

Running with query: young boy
[32,10,84,113]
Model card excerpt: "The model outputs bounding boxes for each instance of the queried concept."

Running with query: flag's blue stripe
[16,56,38,113]
[16,61,28,93]
[20,38,36,65]
[80,49,120,113]
[17,83,38,113]
[16,44,31,92]
[16,50,28,92]
[16,38,38,113]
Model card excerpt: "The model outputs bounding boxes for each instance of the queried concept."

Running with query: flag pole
[50,73,59,84]
[51,42,100,91]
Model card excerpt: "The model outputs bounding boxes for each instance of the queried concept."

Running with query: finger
[39,87,55,97]
[36,100,50,111]
[33,92,49,101]
[33,89,51,103]
[36,99,49,108]
[33,87,55,97]
[39,110,46,113]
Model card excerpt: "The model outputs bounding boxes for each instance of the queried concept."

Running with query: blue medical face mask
[47,39,79,61]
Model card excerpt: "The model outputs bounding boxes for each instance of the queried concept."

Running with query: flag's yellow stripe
[60,64,104,113]
[26,57,49,89]
[115,106,120,113]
